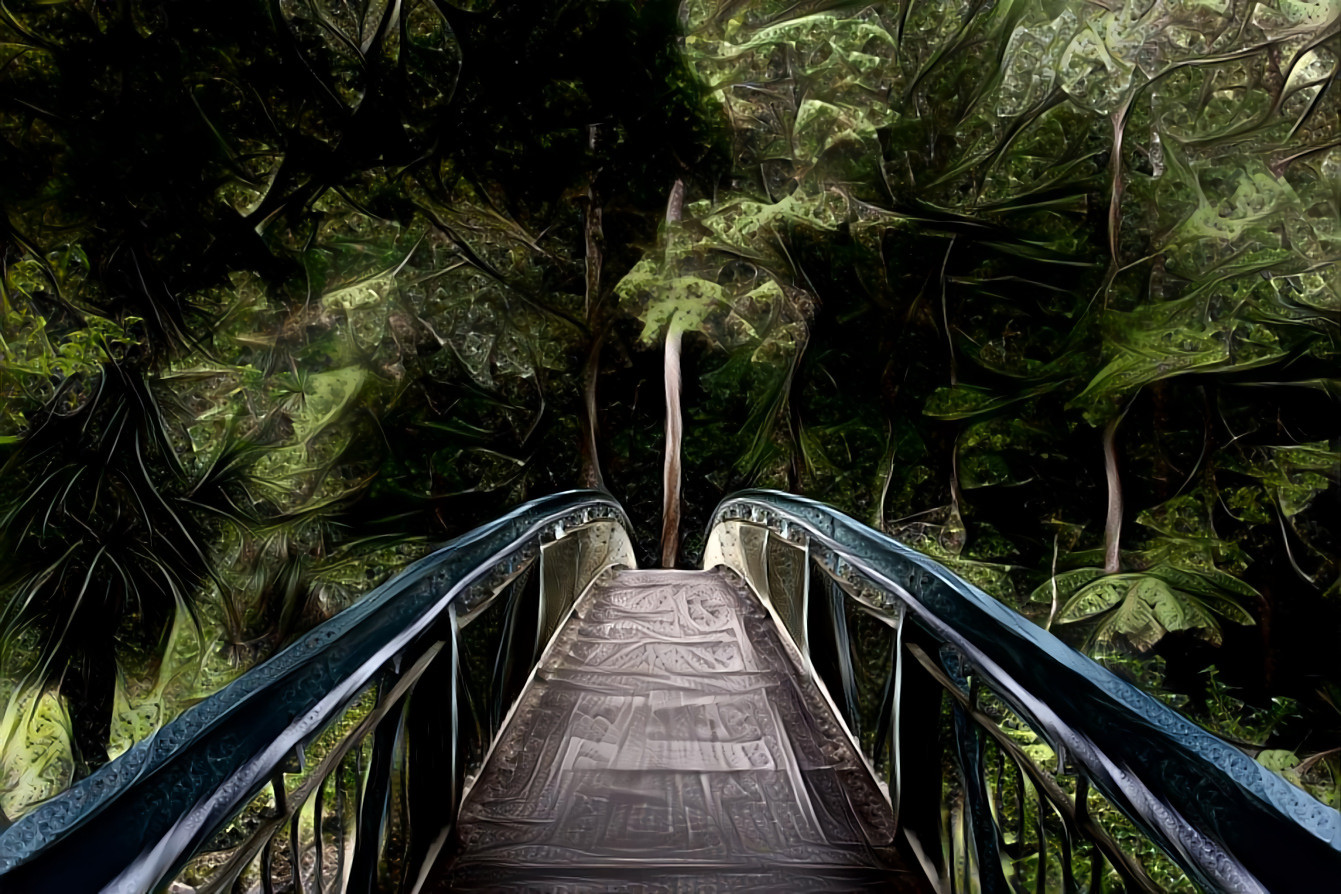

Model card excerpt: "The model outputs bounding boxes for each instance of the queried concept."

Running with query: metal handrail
[705,489,1341,893]
[0,490,632,893]
[5,486,1336,892]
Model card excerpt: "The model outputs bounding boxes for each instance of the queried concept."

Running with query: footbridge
[1,491,1337,892]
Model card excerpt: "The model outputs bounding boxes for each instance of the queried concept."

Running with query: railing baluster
[260,837,276,894]
[829,575,860,737]
[350,677,406,892]
[799,535,811,663]
[340,746,358,891]
[946,781,964,893]
[956,795,969,893]
[1057,797,1075,893]
[447,603,463,835]
[312,777,325,894]
[391,705,412,887]
[1074,774,1103,894]
[702,493,1341,893]
[400,636,460,893]
[891,601,906,828]
[290,801,304,893]
[490,576,525,736]
[1011,757,1025,866]
[1029,774,1047,894]
[1074,773,1090,828]
[905,640,1162,894]
[988,738,1011,885]
[266,771,287,894]
[954,700,1009,893]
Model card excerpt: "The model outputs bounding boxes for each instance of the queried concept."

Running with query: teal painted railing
[1,489,1336,892]
[705,491,1340,893]
[0,491,631,893]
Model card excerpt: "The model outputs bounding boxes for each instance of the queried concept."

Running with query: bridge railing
[705,490,1341,894]
[0,490,633,894]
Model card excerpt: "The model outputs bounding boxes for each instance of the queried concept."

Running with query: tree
[1,0,1337,822]
[0,0,721,808]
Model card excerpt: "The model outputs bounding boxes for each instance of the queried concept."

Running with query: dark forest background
[0,0,1336,823]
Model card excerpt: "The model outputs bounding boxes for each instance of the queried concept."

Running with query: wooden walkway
[430,569,929,891]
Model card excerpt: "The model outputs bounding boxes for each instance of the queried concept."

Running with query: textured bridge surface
[431,568,927,891]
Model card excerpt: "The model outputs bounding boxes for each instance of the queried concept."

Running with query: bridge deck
[431,568,928,891]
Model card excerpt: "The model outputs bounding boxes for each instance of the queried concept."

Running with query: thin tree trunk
[579,328,606,491]
[939,237,957,385]
[1099,105,1131,575]
[1103,416,1123,574]
[1100,98,1132,570]
[579,134,606,490]
[1090,94,1137,317]
[1106,100,1131,291]
[659,179,687,567]
[584,125,603,319]
[69,650,115,773]
[661,326,683,568]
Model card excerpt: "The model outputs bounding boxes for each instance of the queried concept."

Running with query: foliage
[0,0,1337,826]
[0,685,73,821]
[1045,567,1253,652]
[635,0,1341,817]
[1257,747,1340,808]
[0,0,719,812]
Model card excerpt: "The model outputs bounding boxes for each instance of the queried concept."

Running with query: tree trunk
[1103,416,1123,574]
[584,125,603,319]
[579,142,607,490]
[659,178,687,567]
[69,649,115,774]
[579,328,607,491]
[660,326,683,568]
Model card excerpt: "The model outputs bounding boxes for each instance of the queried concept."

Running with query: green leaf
[1098,584,1165,652]
[1153,562,1259,601]
[1055,576,1125,622]
[1060,572,1237,651]
[290,367,368,445]
[636,275,726,345]
[924,382,1056,421]
[1138,577,1221,645]
[0,686,75,820]
[1030,567,1106,604]
[1256,749,1301,774]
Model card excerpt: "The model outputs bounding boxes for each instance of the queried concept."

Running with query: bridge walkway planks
[429,568,930,892]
